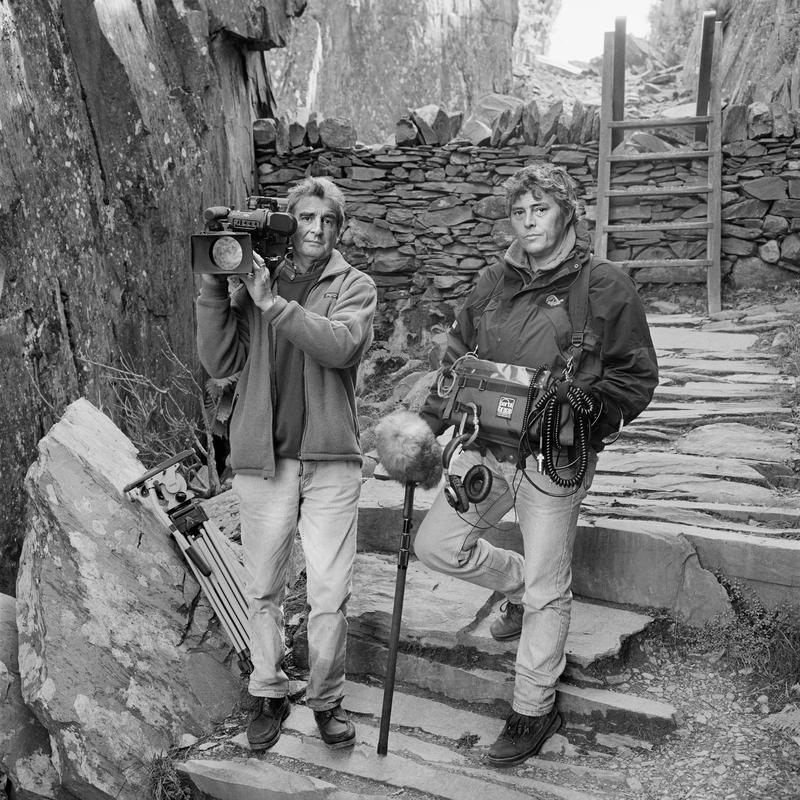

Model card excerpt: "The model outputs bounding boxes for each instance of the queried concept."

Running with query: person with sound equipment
[414,163,659,767]
[196,176,377,752]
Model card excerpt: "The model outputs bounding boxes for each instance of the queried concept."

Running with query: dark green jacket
[421,227,658,452]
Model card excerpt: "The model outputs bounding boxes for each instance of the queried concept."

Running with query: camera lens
[211,236,244,271]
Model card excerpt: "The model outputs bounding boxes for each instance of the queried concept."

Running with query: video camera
[191,196,297,275]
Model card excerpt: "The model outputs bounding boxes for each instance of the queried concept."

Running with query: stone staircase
[178,679,639,799]
[184,303,800,799]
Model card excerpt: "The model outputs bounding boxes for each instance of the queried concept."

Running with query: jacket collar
[502,221,592,291]
[275,248,349,282]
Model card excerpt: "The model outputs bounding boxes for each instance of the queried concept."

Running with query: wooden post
[611,17,626,150]
[695,10,717,142]
[707,20,724,314]
[594,31,616,259]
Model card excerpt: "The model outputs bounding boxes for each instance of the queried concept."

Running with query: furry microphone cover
[375,411,443,489]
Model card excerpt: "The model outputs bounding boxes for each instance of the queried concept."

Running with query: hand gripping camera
[191,196,298,275]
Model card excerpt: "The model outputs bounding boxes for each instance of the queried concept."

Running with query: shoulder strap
[566,257,600,374]
[467,261,506,350]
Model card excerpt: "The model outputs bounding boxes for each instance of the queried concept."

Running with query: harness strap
[565,256,601,376]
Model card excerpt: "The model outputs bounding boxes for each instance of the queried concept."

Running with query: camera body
[191,196,298,275]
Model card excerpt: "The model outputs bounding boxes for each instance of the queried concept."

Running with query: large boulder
[0,594,64,800]
[16,399,241,800]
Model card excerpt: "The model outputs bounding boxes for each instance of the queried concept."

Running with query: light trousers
[233,458,361,711]
[414,447,596,716]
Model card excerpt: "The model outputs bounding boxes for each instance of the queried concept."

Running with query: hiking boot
[246,695,290,751]
[486,707,562,767]
[489,601,524,641]
[314,703,356,749]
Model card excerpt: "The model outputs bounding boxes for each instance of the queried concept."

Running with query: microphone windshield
[375,411,443,489]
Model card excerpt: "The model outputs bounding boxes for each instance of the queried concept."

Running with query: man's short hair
[505,163,582,220]
[286,176,346,230]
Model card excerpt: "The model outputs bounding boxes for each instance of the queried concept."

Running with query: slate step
[345,553,654,671]
[344,637,678,738]
[178,694,624,800]
[292,553,677,738]
[357,481,735,623]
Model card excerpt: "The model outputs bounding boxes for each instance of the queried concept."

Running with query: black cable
[517,381,599,491]
[541,384,597,487]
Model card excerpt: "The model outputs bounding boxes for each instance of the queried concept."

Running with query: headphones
[442,434,493,513]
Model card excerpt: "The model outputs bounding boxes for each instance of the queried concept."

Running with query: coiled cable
[519,382,601,488]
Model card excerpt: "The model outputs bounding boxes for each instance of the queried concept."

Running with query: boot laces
[317,704,347,724]
[500,600,523,618]
[501,711,536,742]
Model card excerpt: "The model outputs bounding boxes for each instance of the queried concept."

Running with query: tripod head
[123,449,198,512]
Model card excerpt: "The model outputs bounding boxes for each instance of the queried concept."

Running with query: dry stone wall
[253,99,800,352]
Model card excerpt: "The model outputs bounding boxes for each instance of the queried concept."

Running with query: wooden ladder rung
[613,258,713,269]
[608,150,714,163]
[607,115,713,129]
[605,185,712,198]
[604,220,712,233]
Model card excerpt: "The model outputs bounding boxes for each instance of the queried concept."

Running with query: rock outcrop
[683,0,800,107]
[0,0,302,596]
[265,0,518,143]
[15,399,241,800]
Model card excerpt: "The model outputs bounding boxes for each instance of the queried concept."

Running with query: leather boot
[314,703,356,749]
[247,696,290,751]
[487,707,562,767]
[489,600,524,641]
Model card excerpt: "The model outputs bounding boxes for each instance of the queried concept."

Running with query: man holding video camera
[414,163,658,767]
[196,176,377,751]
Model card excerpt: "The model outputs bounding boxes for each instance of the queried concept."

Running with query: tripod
[123,450,253,675]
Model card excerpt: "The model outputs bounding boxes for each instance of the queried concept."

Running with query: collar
[502,222,592,292]
[275,249,348,282]
[527,225,577,273]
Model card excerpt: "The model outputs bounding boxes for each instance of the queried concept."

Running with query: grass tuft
[147,754,190,800]
[670,576,800,702]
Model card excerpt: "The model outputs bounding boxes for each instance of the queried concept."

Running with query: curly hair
[504,163,582,220]
[286,176,346,230]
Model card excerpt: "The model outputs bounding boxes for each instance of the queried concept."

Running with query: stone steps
[346,553,653,672]
[184,307,799,799]
[177,685,638,800]
[292,553,677,738]
[358,475,798,618]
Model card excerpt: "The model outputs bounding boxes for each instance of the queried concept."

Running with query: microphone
[375,411,443,489]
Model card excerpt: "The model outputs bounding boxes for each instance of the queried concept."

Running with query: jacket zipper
[296,272,328,462]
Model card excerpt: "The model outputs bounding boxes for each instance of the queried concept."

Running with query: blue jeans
[233,459,361,711]
[414,447,597,716]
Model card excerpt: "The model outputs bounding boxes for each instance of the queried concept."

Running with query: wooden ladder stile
[593,11,723,314]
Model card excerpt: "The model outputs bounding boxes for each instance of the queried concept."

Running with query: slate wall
[252,100,800,352]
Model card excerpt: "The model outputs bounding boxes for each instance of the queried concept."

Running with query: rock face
[683,0,800,107]
[0,0,302,596]
[16,399,241,800]
[266,0,518,143]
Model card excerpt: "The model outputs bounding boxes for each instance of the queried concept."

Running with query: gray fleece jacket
[196,249,377,477]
